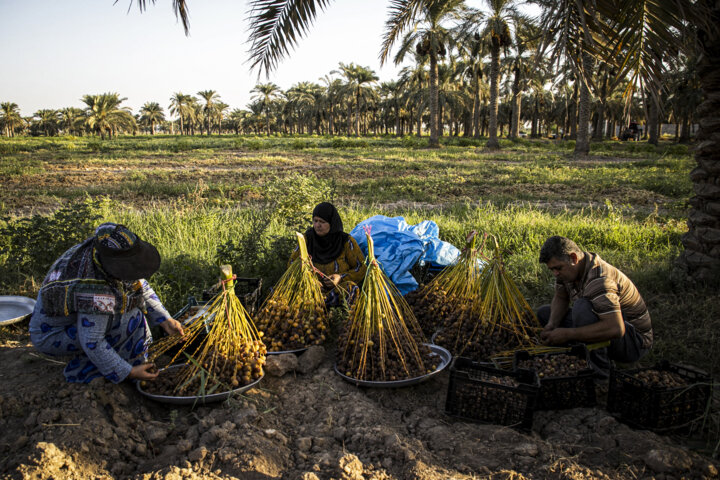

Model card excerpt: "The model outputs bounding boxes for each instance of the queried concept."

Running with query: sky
[0,0,413,117]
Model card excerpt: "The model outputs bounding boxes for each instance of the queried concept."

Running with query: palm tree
[81,93,136,139]
[381,0,467,147]
[197,90,220,135]
[251,83,281,136]
[0,102,24,137]
[34,109,60,136]
[475,0,522,149]
[139,102,165,135]
[59,107,85,136]
[169,93,196,135]
[536,0,597,155]
[334,63,379,137]
[215,101,230,134]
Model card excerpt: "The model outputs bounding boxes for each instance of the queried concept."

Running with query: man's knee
[571,298,599,327]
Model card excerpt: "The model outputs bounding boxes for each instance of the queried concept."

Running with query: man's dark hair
[539,236,583,263]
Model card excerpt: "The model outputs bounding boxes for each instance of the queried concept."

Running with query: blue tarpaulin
[349,216,460,294]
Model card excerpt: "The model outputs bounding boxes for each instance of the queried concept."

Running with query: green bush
[262,173,334,229]
[0,197,110,288]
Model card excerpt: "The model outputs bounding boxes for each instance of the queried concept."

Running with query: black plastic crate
[607,361,712,432]
[513,344,596,410]
[201,277,263,315]
[445,357,539,431]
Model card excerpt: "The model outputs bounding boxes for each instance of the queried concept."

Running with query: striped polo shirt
[556,252,653,348]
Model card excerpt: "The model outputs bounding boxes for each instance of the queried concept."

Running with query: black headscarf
[304,202,349,264]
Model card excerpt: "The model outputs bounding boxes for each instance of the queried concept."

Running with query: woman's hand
[322,274,342,289]
[128,363,158,380]
[160,318,184,337]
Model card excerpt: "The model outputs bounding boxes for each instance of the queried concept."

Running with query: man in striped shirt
[537,236,652,375]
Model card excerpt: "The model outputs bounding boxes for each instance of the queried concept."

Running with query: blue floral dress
[29,280,172,383]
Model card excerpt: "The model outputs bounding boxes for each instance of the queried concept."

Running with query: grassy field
[1,134,716,377]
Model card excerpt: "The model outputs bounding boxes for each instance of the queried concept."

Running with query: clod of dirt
[297,346,325,374]
[264,353,298,376]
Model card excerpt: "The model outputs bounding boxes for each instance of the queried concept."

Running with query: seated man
[537,236,653,376]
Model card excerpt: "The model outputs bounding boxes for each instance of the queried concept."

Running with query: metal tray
[0,296,36,326]
[334,344,452,388]
[136,364,263,405]
[266,347,309,356]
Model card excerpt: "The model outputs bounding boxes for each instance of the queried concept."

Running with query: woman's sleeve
[340,237,367,284]
[76,313,133,383]
[140,280,173,327]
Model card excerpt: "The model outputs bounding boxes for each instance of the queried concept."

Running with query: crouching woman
[29,223,184,383]
[290,202,367,306]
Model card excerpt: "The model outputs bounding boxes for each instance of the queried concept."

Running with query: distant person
[290,202,367,305]
[536,236,652,376]
[628,121,641,141]
[29,223,184,383]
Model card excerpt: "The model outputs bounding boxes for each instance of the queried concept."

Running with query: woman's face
[313,216,331,237]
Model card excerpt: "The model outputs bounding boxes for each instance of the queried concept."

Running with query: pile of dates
[517,353,589,378]
[255,299,327,352]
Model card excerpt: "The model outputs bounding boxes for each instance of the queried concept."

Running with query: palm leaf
[247,0,335,75]
[121,0,190,34]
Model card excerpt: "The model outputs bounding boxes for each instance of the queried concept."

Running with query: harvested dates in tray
[513,345,596,410]
[140,345,265,404]
[608,360,711,432]
[445,357,539,431]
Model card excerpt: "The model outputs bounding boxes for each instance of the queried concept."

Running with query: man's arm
[542,310,625,345]
[545,290,569,330]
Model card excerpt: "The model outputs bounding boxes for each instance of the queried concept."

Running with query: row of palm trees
[0,48,699,143]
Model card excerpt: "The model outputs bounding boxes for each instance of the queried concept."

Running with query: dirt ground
[0,324,717,480]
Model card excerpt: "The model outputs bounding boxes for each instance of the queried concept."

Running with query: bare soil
[1,326,717,480]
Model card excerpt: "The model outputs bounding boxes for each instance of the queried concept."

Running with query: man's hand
[128,363,158,380]
[160,318,184,337]
[541,327,571,345]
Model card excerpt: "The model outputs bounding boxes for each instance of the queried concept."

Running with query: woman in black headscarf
[290,202,366,305]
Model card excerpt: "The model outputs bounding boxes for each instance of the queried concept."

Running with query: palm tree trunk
[510,67,521,139]
[574,54,593,155]
[487,45,501,149]
[429,53,439,147]
[678,0,720,282]
[355,89,361,137]
[648,91,660,146]
[473,80,481,138]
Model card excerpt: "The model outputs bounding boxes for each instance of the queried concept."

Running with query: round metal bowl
[266,347,309,356]
[0,296,36,326]
[334,344,452,388]
[136,364,263,405]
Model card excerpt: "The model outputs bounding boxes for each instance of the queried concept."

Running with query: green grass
[1,134,716,379]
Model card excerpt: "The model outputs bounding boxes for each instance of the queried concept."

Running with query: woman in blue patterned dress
[29,223,184,383]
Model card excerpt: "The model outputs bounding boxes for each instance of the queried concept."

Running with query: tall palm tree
[335,63,379,137]
[0,102,24,137]
[381,0,467,147]
[139,102,165,135]
[169,93,196,135]
[251,83,281,136]
[215,101,230,134]
[197,90,220,135]
[476,0,522,149]
[536,0,597,155]
[81,93,136,139]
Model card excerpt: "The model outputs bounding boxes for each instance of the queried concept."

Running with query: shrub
[262,173,334,229]
[0,197,110,288]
